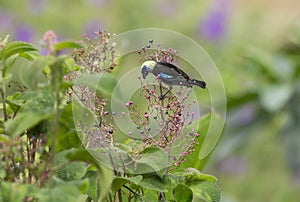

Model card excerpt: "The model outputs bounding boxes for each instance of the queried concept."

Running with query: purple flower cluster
[198,0,230,41]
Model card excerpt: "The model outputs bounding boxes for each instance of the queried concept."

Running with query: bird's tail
[190,79,206,89]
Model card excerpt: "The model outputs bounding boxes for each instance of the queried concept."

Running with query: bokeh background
[1,0,300,201]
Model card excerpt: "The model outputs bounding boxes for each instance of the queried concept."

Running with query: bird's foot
[159,94,166,100]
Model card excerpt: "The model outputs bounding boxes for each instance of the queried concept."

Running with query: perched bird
[141,60,206,99]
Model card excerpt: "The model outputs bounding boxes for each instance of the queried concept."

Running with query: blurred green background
[1,0,300,201]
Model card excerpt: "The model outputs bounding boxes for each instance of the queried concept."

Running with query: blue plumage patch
[160,73,173,79]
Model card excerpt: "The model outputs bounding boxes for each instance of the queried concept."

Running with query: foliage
[0,32,221,202]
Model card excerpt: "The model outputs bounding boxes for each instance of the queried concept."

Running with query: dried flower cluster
[127,40,201,167]
[63,31,119,151]
[69,37,201,170]
[137,39,178,64]
[73,30,118,73]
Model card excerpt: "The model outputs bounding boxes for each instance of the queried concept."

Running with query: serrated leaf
[173,184,193,202]
[66,149,114,201]
[55,149,87,181]
[0,41,38,61]
[139,175,168,192]
[188,181,221,202]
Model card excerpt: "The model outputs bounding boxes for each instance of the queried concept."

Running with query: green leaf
[19,57,51,90]
[56,103,84,151]
[0,41,38,61]
[0,182,35,202]
[173,184,193,202]
[54,41,83,53]
[85,171,101,202]
[51,176,89,194]
[36,183,81,202]
[66,149,105,168]
[85,168,114,202]
[198,113,224,160]
[139,174,168,192]
[184,168,217,183]
[2,52,39,77]
[188,181,221,202]
[180,113,224,170]
[0,73,12,85]
[66,149,114,201]
[6,111,52,137]
[18,90,55,112]
[71,101,95,131]
[111,175,143,192]
[62,58,81,74]
[54,149,87,181]
[2,54,18,77]
[133,146,168,174]
[75,73,118,97]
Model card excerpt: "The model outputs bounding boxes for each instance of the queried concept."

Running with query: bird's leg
[159,86,173,100]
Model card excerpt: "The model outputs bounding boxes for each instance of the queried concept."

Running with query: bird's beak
[141,66,149,79]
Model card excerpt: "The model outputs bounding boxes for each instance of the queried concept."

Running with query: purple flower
[14,24,35,42]
[198,0,230,41]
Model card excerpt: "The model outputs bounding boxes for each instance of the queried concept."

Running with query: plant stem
[0,87,8,121]
[48,58,64,180]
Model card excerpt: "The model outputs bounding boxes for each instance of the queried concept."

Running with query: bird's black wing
[157,62,190,80]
